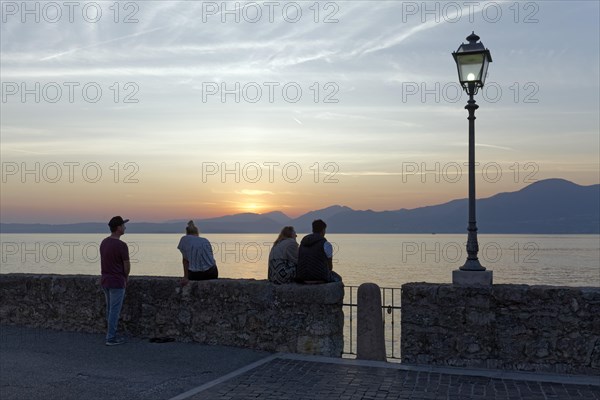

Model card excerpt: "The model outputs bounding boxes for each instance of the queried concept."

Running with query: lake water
[1,233,599,288]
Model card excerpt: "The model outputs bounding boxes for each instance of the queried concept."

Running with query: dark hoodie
[296,233,329,282]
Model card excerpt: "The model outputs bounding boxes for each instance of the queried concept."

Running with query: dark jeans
[188,265,218,280]
[102,287,125,341]
[328,271,343,283]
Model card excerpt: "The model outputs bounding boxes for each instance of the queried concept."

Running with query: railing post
[357,283,387,361]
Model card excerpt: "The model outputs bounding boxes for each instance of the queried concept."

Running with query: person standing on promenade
[296,219,342,283]
[177,220,218,285]
[100,216,131,346]
[268,226,299,284]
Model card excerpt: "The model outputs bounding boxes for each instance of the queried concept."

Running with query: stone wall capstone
[0,274,344,357]
[401,283,600,375]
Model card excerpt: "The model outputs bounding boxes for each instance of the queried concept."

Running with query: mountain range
[2,179,598,234]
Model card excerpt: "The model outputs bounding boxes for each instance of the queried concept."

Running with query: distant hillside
[2,179,598,234]
[328,179,599,234]
[291,205,353,232]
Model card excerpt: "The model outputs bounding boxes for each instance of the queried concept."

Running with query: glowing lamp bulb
[467,73,476,81]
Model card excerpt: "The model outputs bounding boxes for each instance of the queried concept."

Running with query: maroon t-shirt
[100,237,129,288]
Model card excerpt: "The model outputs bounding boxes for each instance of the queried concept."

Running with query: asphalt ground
[0,325,268,400]
[1,326,598,400]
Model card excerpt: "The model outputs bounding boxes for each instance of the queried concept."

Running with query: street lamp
[453,32,492,95]
[451,32,493,285]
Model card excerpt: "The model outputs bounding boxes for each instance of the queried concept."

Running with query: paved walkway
[1,326,599,400]
[182,356,600,400]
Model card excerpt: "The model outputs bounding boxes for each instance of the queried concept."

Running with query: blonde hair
[274,226,296,245]
[186,220,199,235]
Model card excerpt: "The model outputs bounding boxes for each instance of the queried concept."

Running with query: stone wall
[0,274,344,357]
[401,283,600,375]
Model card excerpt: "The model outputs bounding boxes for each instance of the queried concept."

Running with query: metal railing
[342,285,402,361]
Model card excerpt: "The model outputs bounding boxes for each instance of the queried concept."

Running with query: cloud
[449,142,514,151]
[39,26,169,61]
[0,146,50,155]
[236,190,275,196]
[338,171,404,177]
[476,143,515,151]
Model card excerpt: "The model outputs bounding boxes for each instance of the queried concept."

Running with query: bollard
[357,283,387,361]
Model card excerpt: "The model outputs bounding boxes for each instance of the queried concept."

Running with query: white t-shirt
[177,235,216,272]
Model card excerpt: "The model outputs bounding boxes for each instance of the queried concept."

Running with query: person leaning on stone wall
[268,226,299,284]
[177,220,218,285]
[100,216,131,346]
[296,219,342,284]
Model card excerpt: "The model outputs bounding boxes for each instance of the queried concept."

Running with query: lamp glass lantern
[452,32,492,93]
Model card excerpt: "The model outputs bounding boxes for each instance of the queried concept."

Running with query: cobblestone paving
[190,358,600,400]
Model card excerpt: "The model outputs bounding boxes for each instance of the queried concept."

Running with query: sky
[1,0,599,224]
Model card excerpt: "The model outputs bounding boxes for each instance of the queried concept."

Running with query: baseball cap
[108,216,129,229]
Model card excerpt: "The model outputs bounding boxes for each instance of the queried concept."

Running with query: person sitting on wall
[296,219,342,284]
[268,226,299,284]
[177,220,218,285]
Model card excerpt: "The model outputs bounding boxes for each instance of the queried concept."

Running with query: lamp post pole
[462,85,484,271]
[451,32,493,285]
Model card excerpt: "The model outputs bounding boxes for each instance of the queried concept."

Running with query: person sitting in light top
[268,226,299,284]
[177,220,218,285]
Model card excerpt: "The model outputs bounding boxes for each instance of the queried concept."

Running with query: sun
[240,203,262,213]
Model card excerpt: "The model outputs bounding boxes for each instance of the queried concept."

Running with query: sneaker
[105,337,126,346]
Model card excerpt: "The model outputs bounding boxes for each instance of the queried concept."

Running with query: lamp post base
[452,269,493,287]
[460,258,485,271]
